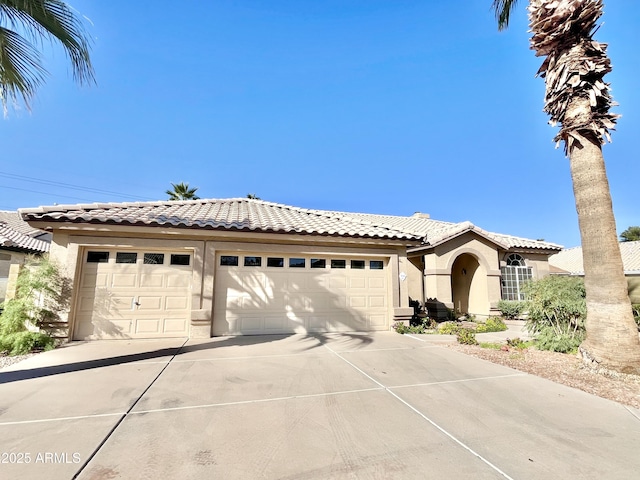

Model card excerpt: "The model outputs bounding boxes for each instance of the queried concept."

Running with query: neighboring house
[549,241,640,304]
[0,211,51,304]
[20,198,561,341]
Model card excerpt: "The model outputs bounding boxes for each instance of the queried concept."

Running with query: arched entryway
[450,253,489,316]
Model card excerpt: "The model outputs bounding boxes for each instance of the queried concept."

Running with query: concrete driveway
[1,332,639,479]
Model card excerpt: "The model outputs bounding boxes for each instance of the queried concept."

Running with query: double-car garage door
[75,248,391,339]
[213,252,390,335]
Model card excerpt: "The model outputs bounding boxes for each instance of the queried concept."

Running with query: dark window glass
[267,257,284,267]
[244,256,262,267]
[220,255,239,266]
[351,260,365,269]
[116,252,137,264]
[170,254,191,266]
[311,258,326,269]
[289,258,305,268]
[144,253,165,265]
[331,259,346,269]
[87,251,109,263]
[370,260,384,270]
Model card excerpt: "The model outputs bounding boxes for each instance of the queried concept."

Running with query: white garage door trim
[213,252,391,335]
[73,248,193,340]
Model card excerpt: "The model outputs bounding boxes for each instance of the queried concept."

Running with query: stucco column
[392,249,413,326]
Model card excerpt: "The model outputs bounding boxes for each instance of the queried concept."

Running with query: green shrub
[475,317,508,333]
[523,276,585,337]
[438,322,461,335]
[535,326,584,354]
[0,255,68,355]
[0,331,55,355]
[392,322,409,334]
[506,337,529,350]
[632,304,640,330]
[497,300,526,319]
[456,329,478,345]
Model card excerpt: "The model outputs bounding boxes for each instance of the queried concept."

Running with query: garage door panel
[81,272,108,288]
[167,274,190,288]
[110,296,135,313]
[237,316,263,332]
[369,278,386,289]
[135,318,161,334]
[137,296,163,311]
[165,297,188,310]
[111,273,137,288]
[140,274,164,288]
[164,318,188,334]
[369,296,386,308]
[349,277,366,289]
[349,296,367,308]
[369,314,387,327]
[329,276,347,289]
[264,316,287,331]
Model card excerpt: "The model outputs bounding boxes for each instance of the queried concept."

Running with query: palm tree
[0,0,95,114]
[493,0,640,373]
[620,226,640,243]
[166,182,200,201]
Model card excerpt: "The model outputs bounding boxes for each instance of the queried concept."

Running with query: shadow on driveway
[0,332,374,384]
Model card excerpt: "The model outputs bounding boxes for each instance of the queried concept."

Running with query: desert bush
[438,322,461,335]
[475,317,508,333]
[0,331,55,355]
[0,255,68,355]
[497,300,526,319]
[456,329,478,345]
[535,326,584,354]
[523,276,585,337]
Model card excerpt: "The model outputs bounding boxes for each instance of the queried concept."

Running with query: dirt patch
[447,343,640,409]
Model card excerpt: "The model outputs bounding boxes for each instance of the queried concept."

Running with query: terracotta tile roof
[332,212,562,251]
[19,199,422,242]
[0,210,43,237]
[0,222,50,253]
[19,198,561,251]
[549,241,640,274]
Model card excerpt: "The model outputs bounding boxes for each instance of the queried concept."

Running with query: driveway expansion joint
[71,338,189,480]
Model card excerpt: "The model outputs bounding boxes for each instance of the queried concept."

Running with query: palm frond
[0,0,94,112]
[528,0,618,153]
[492,0,520,30]
[0,26,46,112]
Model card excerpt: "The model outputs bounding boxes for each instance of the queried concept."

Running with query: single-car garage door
[213,252,390,335]
[74,249,192,339]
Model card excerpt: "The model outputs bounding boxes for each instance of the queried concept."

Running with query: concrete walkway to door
[0,332,639,479]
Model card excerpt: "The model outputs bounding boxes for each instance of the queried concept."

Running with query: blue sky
[1,0,638,248]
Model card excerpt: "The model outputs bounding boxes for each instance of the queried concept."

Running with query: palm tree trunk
[566,96,640,373]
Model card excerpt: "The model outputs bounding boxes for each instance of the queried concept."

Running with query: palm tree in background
[493,0,640,373]
[0,0,95,114]
[166,182,200,201]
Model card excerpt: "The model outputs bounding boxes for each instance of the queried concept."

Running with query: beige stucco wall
[45,226,413,341]
[0,250,29,303]
[421,232,502,318]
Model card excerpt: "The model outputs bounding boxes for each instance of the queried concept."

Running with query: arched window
[501,254,532,300]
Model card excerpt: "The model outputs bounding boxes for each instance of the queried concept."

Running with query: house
[549,241,640,303]
[0,211,51,305]
[20,198,561,341]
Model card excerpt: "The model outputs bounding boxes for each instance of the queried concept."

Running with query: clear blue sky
[2,0,638,248]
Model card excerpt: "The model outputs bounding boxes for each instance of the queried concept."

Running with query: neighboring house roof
[0,222,50,253]
[20,198,561,251]
[0,210,44,237]
[19,198,422,242]
[549,241,640,275]
[333,212,562,252]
